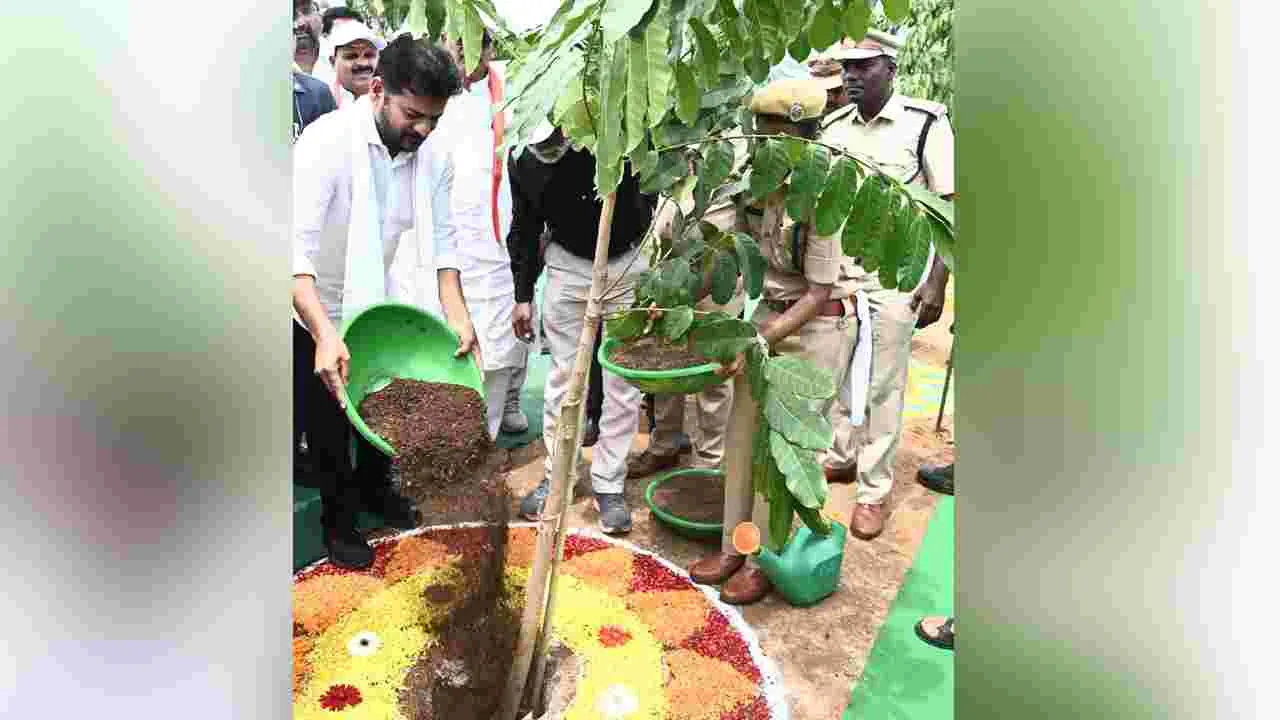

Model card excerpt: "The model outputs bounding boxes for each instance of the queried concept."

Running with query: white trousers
[541,243,646,494]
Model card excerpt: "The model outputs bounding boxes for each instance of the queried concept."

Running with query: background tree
[875,0,953,109]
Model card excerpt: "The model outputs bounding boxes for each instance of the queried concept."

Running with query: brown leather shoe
[688,552,745,585]
[720,564,772,605]
[824,464,857,484]
[626,449,680,479]
[849,503,886,540]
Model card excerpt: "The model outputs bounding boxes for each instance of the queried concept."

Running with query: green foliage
[813,157,860,235]
[709,250,739,304]
[748,139,791,200]
[660,306,695,340]
[765,392,833,451]
[764,355,837,400]
[674,62,700,126]
[601,0,656,43]
[731,232,767,299]
[877,0,953,110]
[770,430,828,509]
[605,308,648,339]
[785,143,830,223]
[689,318,757,362]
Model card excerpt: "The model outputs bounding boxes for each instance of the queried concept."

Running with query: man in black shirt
[508,123,657,534]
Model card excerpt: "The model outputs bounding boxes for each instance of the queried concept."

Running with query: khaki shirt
[820,93,955,291]
[738,189,850,303]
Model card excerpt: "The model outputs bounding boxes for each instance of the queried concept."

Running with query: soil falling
[359,380,516,720]
[608,335,711,371]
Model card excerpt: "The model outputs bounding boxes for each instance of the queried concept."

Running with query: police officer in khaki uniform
[820,32,955,540]
[627,199,745,477]
[687,79,859,606]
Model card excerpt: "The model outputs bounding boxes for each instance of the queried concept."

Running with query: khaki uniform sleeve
[923,113,955,196]
[803,228,840,286]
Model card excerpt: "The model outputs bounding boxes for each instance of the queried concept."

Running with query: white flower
[347,631,381,657]
[595,684,639,719]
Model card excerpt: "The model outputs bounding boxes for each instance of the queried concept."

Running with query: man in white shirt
[312,6,365,104]
[293,36,474,569]
[435,29,531,440]
[324,21,383,108]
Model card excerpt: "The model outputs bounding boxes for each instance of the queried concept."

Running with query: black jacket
[292,72,337,142]
[507,147,657,303]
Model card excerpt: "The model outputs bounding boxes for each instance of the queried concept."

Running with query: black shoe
[519,479,550,520]
[582,419,600,448]
[324,524,374,570]
[917,463,954,495]
[365,484,418,530]
[594,492,631,534]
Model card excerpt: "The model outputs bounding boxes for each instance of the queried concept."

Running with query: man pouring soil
[293,36,475,569]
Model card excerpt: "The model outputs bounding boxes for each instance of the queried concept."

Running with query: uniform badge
[788,102,804,122]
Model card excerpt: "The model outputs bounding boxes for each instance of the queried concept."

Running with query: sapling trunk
[500,192,619,720]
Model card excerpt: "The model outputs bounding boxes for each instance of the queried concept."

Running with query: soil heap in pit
[358,379,516,720]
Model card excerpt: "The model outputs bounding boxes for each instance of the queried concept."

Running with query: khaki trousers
[649,290,745,468]
[832,288,915,505]
[541,243,646,494]
[721,302,858,555]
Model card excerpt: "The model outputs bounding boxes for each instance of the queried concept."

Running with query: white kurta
[393,67,526,372]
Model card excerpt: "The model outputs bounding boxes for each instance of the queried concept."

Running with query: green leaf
[644,0,675,128]
[710,250,739,304]
[785,143,830,223]
[795,504,834,536]
[639,151,687,194]
[625,34,650,155]
[765,355,836,399]
[719,0,750,60]
[745,34,770,83]
[689,18,721,89]
[657,256,697,306]
[898,206,931,290]
[632,139,659,180]
[699,76,753,109]
[765,391,833,451]
[864,189,899,273]
[813,157,861,236]
[903,182,955,228]
[842,0,871,41]
[402,0,432,38]
[751,0,787,64]
[605,309,649,340]
[787,31,811,63]
[841,174,884,259]
[698,140,735,194]
[595,38,629,193]
[770,431,827,509]
[602,0,656,43]
[462,3,486,77]
[674,62,700,126]
[690,318,758,363]
[748,140,791,200]
[927,211,955,272]
[781,137,808,166]
[808,0,840,51]
[660,306,696,341]
[883,0,910,23]
[747,342,769,404]
[731,232,767,299]
[879,200,912,290]
[767,461,794,551]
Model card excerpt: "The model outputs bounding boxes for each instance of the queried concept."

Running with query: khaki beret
[748,79,828,122]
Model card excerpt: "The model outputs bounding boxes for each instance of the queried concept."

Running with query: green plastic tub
[338,302,484,457]
[598,337,726,395]
[645,467,725,541]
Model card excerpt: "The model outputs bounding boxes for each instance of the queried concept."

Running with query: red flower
[319,684,362,711]
[598,625,633,647]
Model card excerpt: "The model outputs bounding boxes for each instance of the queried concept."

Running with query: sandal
[914,616,954,650]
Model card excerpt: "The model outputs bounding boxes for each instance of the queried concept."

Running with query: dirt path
[503,294,954,719]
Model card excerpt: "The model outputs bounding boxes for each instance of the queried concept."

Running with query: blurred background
[0,1,1275,718]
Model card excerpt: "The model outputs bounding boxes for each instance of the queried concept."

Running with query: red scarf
[487,65,505,245]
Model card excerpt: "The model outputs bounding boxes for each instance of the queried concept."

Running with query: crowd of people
[290,0,954,630]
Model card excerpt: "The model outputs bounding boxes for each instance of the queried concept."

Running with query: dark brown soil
[651,471,725,524]
[359,379,491,484]
[608,335,711,371]
[359,380,517,720]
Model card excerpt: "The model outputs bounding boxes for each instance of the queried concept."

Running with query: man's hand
[911,275,947,329]
[314,332,351,409]
[452,316,482,369]
[513,302,535,343]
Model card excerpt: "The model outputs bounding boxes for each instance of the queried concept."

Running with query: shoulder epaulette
[900,97,948,118]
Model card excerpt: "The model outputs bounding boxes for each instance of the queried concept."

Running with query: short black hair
[482,29,493,49]
[375,35,463,99]
[321,7,364,36]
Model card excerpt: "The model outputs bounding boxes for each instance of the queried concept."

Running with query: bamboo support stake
[936,336,954,434]
[500,192,619,720]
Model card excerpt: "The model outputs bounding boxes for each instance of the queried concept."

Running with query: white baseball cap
[528,118,557,144]
[329,20,386,52]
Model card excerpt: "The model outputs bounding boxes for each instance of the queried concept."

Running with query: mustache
[351,66,374,74]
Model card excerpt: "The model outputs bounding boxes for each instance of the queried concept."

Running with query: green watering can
[732,519,847,607]
[338,302,484,457]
